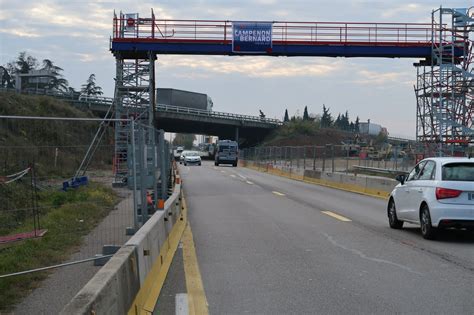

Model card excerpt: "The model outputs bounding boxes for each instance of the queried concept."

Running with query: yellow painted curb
[182,197,209,315]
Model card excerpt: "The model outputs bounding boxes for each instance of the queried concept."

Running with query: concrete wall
[61,183,183,315]
[243,160,397,198]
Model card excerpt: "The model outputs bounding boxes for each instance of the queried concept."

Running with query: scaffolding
[113,13,157,184]
[415,7,474,153]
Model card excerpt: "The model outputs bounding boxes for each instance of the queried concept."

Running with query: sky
[0,0,472,139]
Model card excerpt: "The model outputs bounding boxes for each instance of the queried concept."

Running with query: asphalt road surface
[181,161,473,314]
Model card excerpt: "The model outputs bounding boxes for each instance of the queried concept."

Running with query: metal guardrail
[353,165,409,176]
[155,103,282,125]
[1,88,282,126]
[112,16,437,45]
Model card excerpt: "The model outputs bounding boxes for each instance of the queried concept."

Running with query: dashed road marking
[220,170,226,174]
[246,181,254,185]
[237,174,247,180]
[321,211,352,222]
[230,174,236,178]
[272,191,285,196]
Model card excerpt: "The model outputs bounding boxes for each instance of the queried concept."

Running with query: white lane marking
[230,174,236,178]
[321,211,352,222]
[220,170,226,174]
[237,173,247,180]
[246,181,254,185]
[175,293,189,315]
[272,191,285,196]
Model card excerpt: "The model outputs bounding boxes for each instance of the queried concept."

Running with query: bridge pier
[235,126,239,143]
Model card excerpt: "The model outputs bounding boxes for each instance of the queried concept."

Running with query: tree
[7,51,38,74]
[342,110,350,130]
[334,113,341,129]
[303,106,309,121]
[283,109,289,122]
[172,133,196,149]
[321,104,333,128]
[81,74,103,96]
[0,66,13,88]
[41,59,69,91]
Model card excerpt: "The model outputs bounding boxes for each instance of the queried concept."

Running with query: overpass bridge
[81,97,281,145]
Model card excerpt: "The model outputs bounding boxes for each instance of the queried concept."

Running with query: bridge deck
[110,17,460,59]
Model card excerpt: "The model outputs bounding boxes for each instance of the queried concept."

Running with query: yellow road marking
[272,191,285,196]
[182,198,209,315]
[321,211,352,222]
[129,197,187,314]
[246,181,254,185]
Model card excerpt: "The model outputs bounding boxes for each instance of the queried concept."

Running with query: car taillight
[436,187,462,200]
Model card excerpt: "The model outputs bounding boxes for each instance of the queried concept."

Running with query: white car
[182,151,201,166]
[388,157,474,239]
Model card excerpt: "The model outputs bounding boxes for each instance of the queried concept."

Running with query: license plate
[469,192,474,201]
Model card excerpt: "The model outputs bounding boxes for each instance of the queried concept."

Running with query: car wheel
[420,204,436,240]
[215,162,219,166]
[184,163,187,166]
[388,199,403,229]
[198,162,201,166]
[233,162,237,167]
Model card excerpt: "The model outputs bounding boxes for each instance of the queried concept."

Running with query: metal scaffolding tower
[415,7,474,152]
[112,13,156,184]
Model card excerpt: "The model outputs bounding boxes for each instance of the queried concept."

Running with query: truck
[156,88,213,111]
[215,140,238,167]
[173,146,184,160]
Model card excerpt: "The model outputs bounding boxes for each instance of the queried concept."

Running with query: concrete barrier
[59,246,140,314]
[241,160,397,199]
[61,183,184,315]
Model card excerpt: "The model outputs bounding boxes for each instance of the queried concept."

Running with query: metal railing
[1,88,282,126]
[113,15,439,46]
[240,145,419,176]
[156,103,282,125]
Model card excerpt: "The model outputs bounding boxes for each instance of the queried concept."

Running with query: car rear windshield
[442,163,474,181]
[219,145,237,152]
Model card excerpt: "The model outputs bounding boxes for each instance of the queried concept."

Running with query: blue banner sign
[232,22,273,53]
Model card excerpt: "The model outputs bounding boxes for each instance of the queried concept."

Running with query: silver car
[388,157,474,239]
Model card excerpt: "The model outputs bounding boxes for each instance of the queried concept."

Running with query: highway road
[180,161,473,314]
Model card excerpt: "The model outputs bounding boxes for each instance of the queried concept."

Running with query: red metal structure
[111,13,443,58]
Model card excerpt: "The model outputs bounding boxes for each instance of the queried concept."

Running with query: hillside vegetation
[0,92,110,176]
[264,119,356,147]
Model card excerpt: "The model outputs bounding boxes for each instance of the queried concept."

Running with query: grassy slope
[0,184,117,311]
[0,92,116,311]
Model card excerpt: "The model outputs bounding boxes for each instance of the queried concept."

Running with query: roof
[423,157,474,164]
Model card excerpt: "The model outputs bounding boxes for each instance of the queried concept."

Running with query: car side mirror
[395,174,406,185]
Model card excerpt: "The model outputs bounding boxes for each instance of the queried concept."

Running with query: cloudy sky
[0,0,471,138]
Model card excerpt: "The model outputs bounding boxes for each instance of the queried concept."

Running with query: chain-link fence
[240,144,472,176]
[0,115,175,309]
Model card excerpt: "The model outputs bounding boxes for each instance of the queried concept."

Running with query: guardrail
[156,103,282,125]
[353,165,409,176]
[113,15,438,46]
